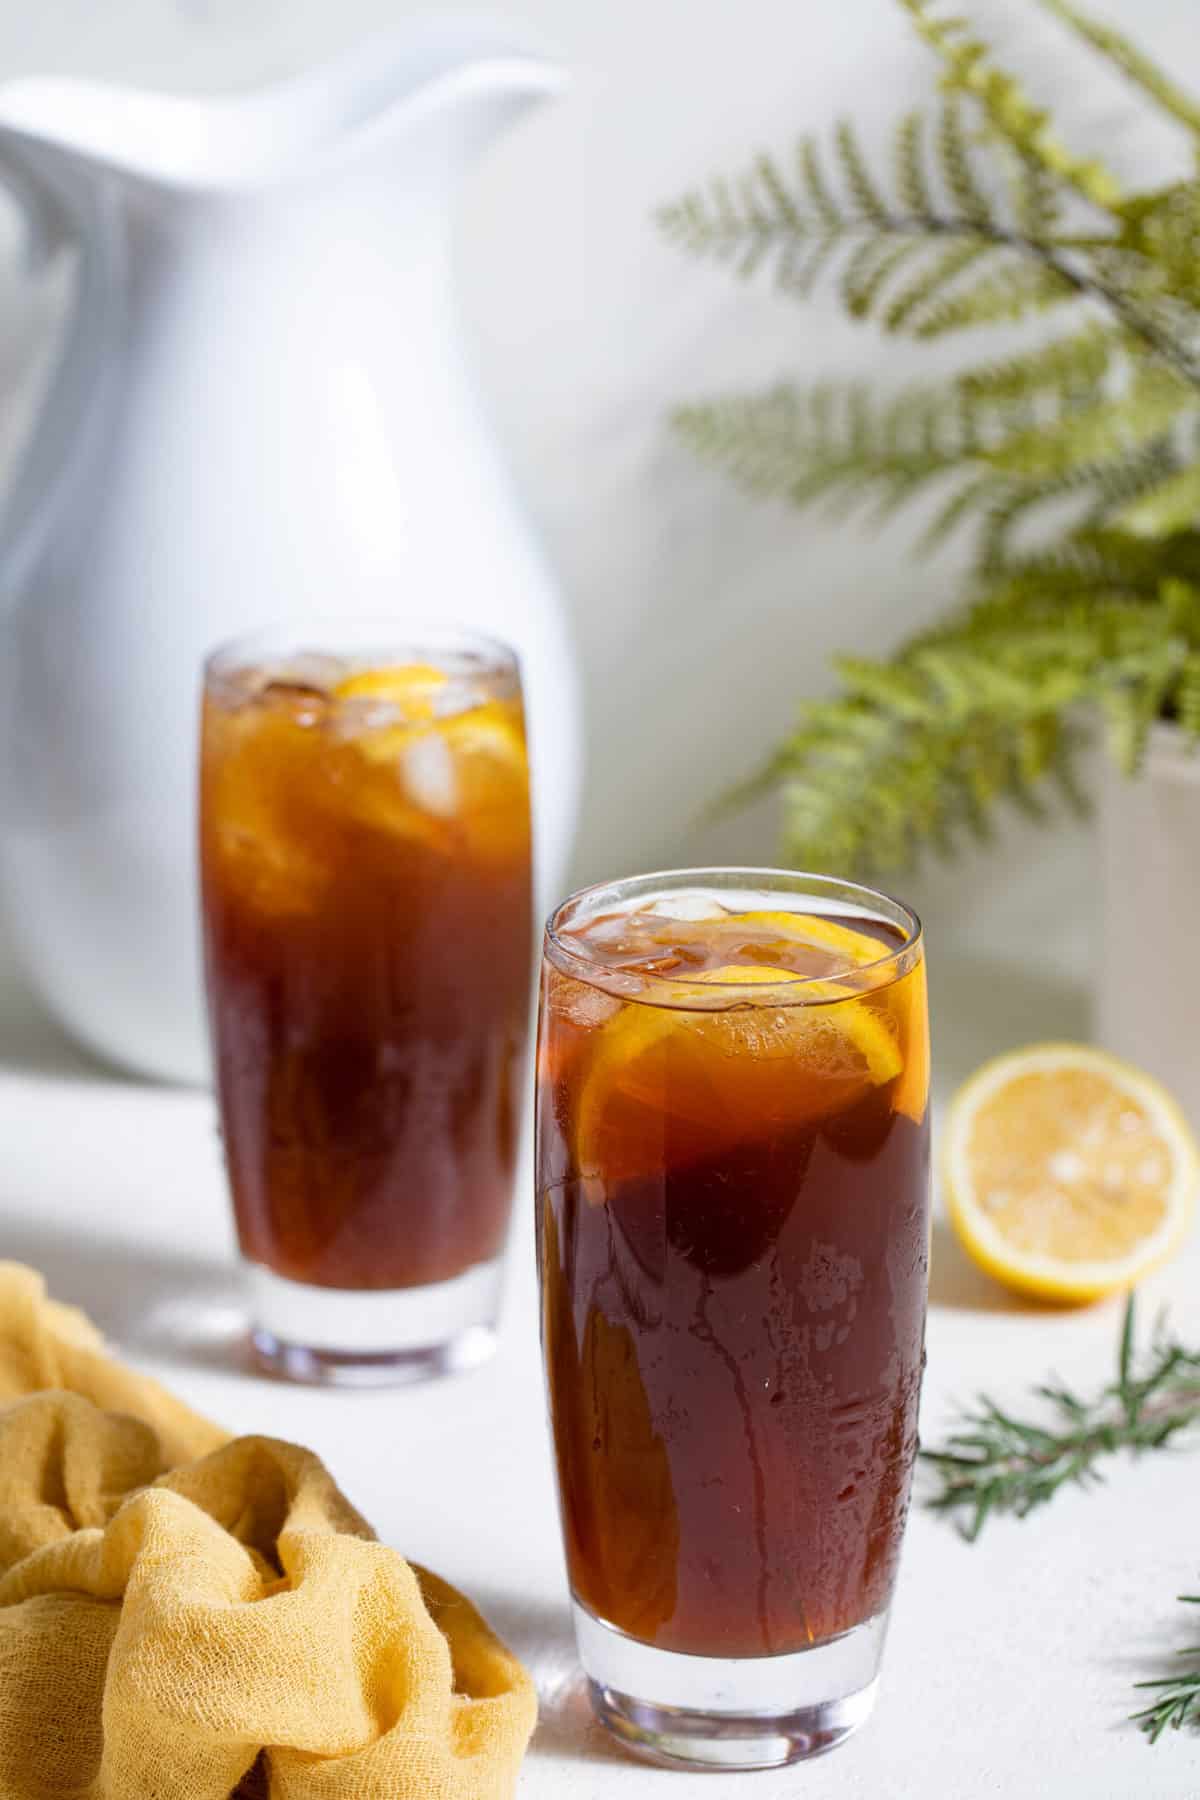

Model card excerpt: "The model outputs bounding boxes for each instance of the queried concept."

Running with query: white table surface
[1,949,1197,1800]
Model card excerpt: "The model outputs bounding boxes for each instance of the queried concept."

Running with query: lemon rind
[943,1041,1199,1301]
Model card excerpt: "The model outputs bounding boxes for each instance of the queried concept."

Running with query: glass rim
[543,866,923,1009]
[203,617,521,704]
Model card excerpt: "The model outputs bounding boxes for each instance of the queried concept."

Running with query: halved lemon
[574,958,904,1186]
[943,1043,1199,1304]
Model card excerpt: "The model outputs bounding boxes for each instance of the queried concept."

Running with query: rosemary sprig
[1131,1597,1200,1742]
[921,1296,1200,1540]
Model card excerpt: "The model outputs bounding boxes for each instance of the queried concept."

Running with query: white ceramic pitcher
[0,19,581,1084]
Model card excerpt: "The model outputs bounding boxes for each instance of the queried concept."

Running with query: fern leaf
[883,241,993,331]
[1113,462,1200,536]
[937,99,992,224]
[671,382,985,517]
[1016,712,1062,783]
[834,119,890,221]
[983,367,1188,478]
[1176,654,1200,737]
[834,657,938,721]
[911,260,1079,335]
[666,0,1200,876]
[841,239,921,318]
[972,448,1180,567]
[1161,576,1200,641]
[1076,441,1182,530]
[798,137,843,229]
[920,474,1014,549]
[1037,0,1200,138]
[955,323,1116,401]
[762,584,1195,875]
[1101,642,1176,772]
[898,0,1125,215]
[1009,152,1061,239]
[895,111,933,215]
[751,152,804,234]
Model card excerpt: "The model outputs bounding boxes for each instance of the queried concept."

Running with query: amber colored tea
[537,893,929,1661]
[201,650,532,1296]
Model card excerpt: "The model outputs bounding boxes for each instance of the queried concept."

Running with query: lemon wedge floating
[330,664,529,856]
[573,917,910,1187]
[943,1043,1199,1304]
[333,662,448,718]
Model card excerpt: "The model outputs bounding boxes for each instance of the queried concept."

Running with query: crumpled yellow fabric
[0,1263,537,1800]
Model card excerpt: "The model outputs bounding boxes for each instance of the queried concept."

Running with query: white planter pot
[1096,722,1200,1127]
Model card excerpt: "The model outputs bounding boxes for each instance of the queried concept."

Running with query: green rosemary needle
[1131,1597,1200,1743]
[921,1296,1200,1541]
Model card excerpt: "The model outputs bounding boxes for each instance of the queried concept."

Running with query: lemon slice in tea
[574,951,904,1187]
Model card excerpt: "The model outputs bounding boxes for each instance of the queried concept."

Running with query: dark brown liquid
[537,909,929,1658]
[201,669,532,1290]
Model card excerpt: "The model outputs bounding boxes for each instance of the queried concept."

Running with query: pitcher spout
[0,16,566,193]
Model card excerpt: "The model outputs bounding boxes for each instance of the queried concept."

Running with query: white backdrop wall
[0,0,1192,1026]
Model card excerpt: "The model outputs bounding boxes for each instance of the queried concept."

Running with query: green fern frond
[883,241,995,332]
[976,523,1200,605]
[834,120,890,222]
[1176,654,1200,736]
[937,99,991,224]
[771,589,1193,872]
[670,381,1014,527]
[956,323,1117,400]
[1008,150,1062,240]
[667,0,1200,875]
[895,111,933,215]
[910,261,1080,336]
[899,0,1126,214]
[920,474,1016,549]
[1075,441,1183,530]
[674,368,1189,562]
[1160,575,1200,640]
[841,239,922,318]
[1114,462,1200,536]
[1036,0,1200,139]
[982,367,1188,478]
[797,138,843,227]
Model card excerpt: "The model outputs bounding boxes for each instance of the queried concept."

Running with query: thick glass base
[573,1601,886,1771]
[245,1256,502,1386]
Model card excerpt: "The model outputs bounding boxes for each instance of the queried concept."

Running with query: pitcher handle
[0,138,117,602]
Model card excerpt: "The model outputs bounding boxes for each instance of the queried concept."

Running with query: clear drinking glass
[200,623,533,1383]
[535,868,930,1769]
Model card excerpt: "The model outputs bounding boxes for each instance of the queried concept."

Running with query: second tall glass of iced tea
[537,869,929,1769]
[201,625,532,1383]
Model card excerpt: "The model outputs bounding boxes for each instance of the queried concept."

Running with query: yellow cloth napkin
[0,1262,537,1799]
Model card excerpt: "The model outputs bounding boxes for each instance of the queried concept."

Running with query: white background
[0,0,1194,998]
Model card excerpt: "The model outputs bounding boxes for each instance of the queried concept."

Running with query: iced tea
[536,871,929,1766]
[201,629,532,1380]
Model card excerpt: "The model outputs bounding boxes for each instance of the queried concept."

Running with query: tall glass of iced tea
[201,624,533,1383]
[537,869,929,1769]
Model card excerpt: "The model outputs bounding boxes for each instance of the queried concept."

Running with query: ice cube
[433,678,487,720]
[277,652,348,693]
[642,895,728,922]
[259,681,330,728]
[403,731,458,816]
[329,696,403,742]
[560,983,621,1030]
